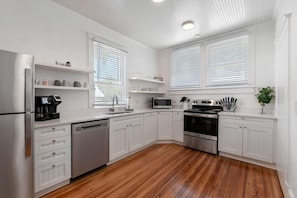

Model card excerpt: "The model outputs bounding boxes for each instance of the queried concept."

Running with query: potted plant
[255,86,275,114]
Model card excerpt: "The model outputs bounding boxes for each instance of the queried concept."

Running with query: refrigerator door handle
[25,68,33,113]
[25,69,33,157]
[25,112,33,157]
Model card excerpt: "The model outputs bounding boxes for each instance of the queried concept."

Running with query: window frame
[206,34,250,87]
[170,44,201,91]
[169,31,254,94]
[89,34,127,107]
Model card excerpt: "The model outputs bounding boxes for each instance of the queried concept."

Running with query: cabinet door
[128,117,143,152]
[172,112,184,143]
[218,121,243,156]
[157,112,173,140]
[242,124,273,163]
[35,159,71,193]
[143,112,158,145]
[109,120,129,161]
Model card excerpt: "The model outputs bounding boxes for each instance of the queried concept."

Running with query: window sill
[168,85,256,95]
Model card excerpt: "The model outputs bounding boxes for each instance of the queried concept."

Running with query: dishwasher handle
[72,120,109,133]
[81,124,103,129]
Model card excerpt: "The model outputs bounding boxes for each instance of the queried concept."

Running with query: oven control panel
[192,99,220,106]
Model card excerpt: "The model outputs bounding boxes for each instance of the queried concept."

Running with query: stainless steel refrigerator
[0,49,34,198]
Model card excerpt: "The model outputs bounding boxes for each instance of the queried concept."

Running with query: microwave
[152,98,172,109]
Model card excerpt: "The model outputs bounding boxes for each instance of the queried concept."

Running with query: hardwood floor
[43,144,283,198]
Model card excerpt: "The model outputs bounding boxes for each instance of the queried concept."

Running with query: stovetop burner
[184,108,222,114]
[185,99,223,114]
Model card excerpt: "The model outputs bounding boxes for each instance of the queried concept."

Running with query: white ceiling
[52,0,276,50]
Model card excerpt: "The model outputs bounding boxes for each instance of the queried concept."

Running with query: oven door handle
[184,112,218,119]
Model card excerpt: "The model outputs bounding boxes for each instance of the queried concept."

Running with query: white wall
[275,0,297,197]
[0,0,158,112]
[158,22,275,111]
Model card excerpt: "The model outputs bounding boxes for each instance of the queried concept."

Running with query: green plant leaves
[256,86,275,104]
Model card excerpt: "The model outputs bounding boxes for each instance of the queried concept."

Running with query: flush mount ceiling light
[152,0,164,3]
[182,21,195,30]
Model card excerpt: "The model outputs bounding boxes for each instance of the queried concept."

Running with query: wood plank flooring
[42,144,283,198]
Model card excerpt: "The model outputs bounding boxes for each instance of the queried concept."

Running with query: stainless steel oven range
[184,99,222,154]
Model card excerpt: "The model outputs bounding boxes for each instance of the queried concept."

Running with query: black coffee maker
[35,95,62,121]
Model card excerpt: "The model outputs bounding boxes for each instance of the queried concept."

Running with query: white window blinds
[93,41,125,105]
[94,42,123,84]
[171,46,200,90]
[207,35,249,86]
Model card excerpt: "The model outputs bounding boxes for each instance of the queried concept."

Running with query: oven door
[184,112,218,138]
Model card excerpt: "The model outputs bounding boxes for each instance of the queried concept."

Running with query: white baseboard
[219,152,276,169]
[35,180,70,198]
[288,188,296,198]
[279,179,296,198]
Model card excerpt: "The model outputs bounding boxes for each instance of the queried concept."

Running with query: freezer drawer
[0,114,33,198]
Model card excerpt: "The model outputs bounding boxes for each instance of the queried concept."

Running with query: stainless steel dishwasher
[71,119,109,178]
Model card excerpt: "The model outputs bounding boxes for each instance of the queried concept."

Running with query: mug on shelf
[74,81,81,87]
[54,80,61,86]
[42,79,49,86]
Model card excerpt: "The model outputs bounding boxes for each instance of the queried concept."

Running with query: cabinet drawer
[173,111,184,120]
[35,136,71,155]
[110,114,143,123]
[219,116,242,124]
[143,112,157,117]
[243,118,273,128]
[35,124,71,141]
[34,159,71,193]
[35,148,71,168]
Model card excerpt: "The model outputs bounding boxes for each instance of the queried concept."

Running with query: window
[170,46,200,90]
[207,35,249,87]
[93,41,126,105]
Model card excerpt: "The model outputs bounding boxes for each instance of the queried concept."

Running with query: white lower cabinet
[219,117,243,156]
[128,117,144,152]
[219,115,274,163]
[34,159,71,193]
[143,112,158,145]
[157,111,173,140]
[110,115,143,161]
[172,111,184,143]
[34,124,71,196]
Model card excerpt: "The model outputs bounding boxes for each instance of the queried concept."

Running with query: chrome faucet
[110,95,118,111]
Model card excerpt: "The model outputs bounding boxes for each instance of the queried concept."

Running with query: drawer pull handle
[52,165,56,168]
[52,127,56,130]
[52,152,56,155]
[52,140,56,143]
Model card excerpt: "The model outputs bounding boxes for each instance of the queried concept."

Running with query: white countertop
[219,111,277,119]
[34,108,184,128]
[34,108,277,128]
